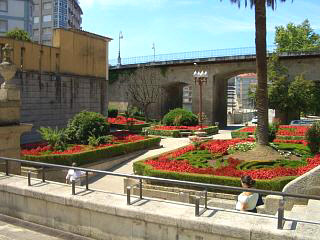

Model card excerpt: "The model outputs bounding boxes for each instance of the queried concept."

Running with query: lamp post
[117,31,123,66]
[152,42,155,62]
[193,63,208,130]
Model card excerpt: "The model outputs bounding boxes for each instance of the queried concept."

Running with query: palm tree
[225,0,288,146]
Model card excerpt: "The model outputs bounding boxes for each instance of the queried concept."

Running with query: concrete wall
[0,175,317,240]
[0,72,106,143]
[110,54,320,127]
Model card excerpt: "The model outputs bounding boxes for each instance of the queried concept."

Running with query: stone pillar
[0,43,32,175]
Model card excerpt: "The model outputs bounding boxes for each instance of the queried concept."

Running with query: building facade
[0,0,33,36]
[32,0,82,45]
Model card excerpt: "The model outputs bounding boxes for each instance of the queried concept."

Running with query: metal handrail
[1,156,320,229]
[109,45,320,66]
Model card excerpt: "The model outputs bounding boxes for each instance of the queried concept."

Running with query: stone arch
[212,67,256,128]
[161,81,190,115]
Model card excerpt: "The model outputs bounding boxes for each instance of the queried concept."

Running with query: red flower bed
[152,125,208,131]
[273,139,308,145]
[277,125,309,136]
[21,132,146,156]
[239,127,256,133]
[145,139,320,180]
[107,116,145,125]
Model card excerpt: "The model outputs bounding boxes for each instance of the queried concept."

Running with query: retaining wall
[0,175,317,240]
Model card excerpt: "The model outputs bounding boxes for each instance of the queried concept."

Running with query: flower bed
[133,139,319,191]
[22,133,161,166]
[107,116,150,132]
[232,125,312,140]
[145,125,219,138]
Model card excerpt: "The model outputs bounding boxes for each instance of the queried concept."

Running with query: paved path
[89,130,232,194]
[0,214,92,240]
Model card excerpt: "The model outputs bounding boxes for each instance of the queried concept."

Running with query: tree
[5,28,31,42]
[275,19,320,52]
[268,54,315,121]
[122,67,163,122]
[224,0,288,145]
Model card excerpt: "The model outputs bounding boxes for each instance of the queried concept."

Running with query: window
[42,40,51,46]
[34,5,40,12]
[42,28,51,35]
[43,2,51,10]
[0,0,8,12]
[34,17,39,24]
[0,20,7,33]
[43,15,52,22]
[33,29,39,36]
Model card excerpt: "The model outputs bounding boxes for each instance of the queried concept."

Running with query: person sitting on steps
[236,175,261,213]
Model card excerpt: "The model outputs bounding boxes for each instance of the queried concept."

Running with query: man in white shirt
[66,162,86,185]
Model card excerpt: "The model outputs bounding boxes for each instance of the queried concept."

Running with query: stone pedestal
[0,124,32,175]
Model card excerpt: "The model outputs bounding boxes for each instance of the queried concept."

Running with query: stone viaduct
[109,52,320,127]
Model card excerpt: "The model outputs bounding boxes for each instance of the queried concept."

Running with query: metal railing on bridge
[1,156,320,230]
[109,45,278,66]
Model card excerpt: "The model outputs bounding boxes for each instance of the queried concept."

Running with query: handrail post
[5,160,9,176]
[72,180,75,195]
[127,186,131,205]
[85,171,89,190]
[139,179,143,199]
[42,167,45,182]
[277,199,285,229]
[195,196,200,217]
[27,171,31,186]
[204,189,208,209]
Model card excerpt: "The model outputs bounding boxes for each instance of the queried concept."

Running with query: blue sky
[78,0,320,60]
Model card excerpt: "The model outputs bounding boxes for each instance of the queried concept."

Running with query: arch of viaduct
[109,52,320,127]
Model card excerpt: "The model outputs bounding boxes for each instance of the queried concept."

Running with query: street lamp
[193,63,208,130]
[117,31,123,66]
[152,42,155,62]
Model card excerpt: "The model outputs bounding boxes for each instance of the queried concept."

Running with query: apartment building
[0,0,33,36]
[32,0,82,45]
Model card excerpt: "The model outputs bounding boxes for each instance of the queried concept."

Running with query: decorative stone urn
[0,43,32,175]
[0,44,18,89]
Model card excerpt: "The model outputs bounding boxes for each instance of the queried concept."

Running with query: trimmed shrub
[23,137,161,166]
[111,123,150,133]
[108,108,118,118]
[65,111,110,145]
[231,131,250,139]
[305,121,320,154]
[133,160,296,191]
[163,108,198,126]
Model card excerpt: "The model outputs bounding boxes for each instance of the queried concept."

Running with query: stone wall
[1,71,107,143]
[0,175,317,240]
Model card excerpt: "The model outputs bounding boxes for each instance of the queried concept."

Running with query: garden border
[144,126,219,138]
[22,137,161,166]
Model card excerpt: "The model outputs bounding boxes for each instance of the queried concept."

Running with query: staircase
[285,200,320,222]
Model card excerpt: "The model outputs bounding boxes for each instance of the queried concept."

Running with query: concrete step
[305,200,320,222]
[207,198,236,210]
[286,205,307,219]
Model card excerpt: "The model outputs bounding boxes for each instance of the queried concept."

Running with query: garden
[21,111,161,166]
[134,122,320,191]
[143,108,219,137]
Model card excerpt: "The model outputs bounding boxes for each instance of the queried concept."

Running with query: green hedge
[276,135,305,140]
[231,131,250,139]
[133,160,296,191]
[23,137,161,166]
[110,123,150,133]
[144,126,219,138]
